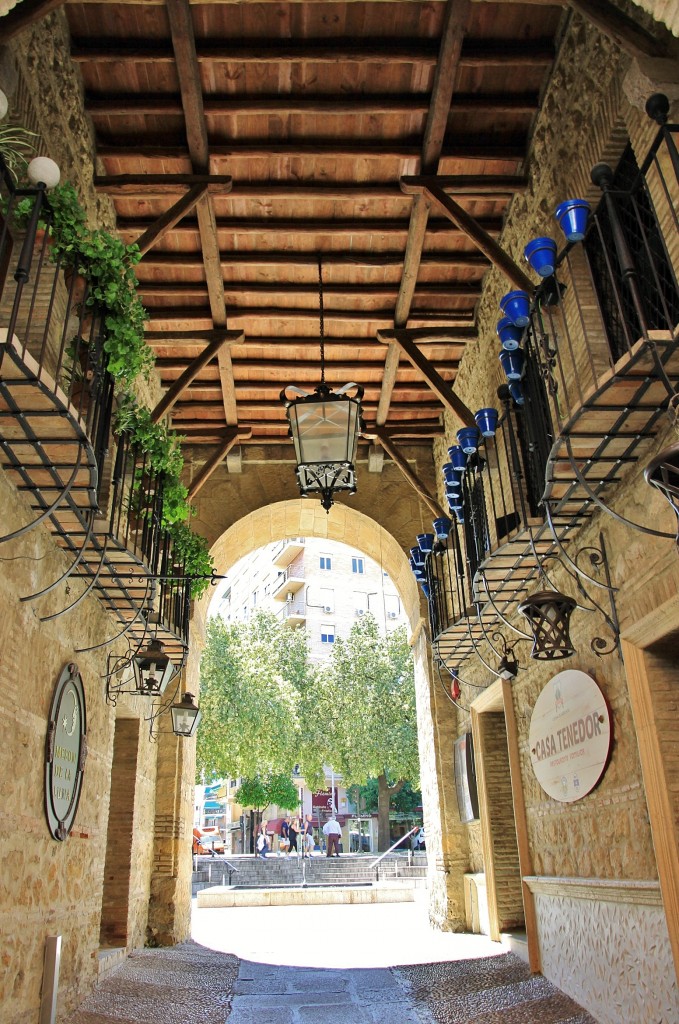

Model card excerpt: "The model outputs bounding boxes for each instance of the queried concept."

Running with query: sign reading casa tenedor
[45,663,87,841]
[529,669,611,803]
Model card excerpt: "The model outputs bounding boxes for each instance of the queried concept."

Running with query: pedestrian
[256,821,269,859]
[279,817,290,856]
[302,814,314,858]
[289,816,299,856]
[322,813,342,857]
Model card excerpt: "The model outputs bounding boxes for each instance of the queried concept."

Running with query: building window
[352,556,365,574]
[252,589,258,605]
[320,554,332,570]
[321,623,335,644]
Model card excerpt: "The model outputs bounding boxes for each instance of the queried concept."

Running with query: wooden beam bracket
[371,427,446,519]
[187,427,252,501]
[150,331,244,422]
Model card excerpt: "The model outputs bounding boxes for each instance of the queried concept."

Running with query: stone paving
[71,942,596,1024]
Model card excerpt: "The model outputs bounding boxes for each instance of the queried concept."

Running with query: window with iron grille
[585,143,679,362]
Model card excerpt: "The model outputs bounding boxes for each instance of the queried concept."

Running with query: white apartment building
[209,537,407,659]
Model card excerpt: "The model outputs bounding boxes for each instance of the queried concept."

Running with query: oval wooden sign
[45,663,87,841]
[529,669,610,803]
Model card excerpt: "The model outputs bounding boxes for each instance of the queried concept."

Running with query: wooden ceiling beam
[88,91,540,116]
[370,427,446,519]
[157,358,461,373]
[71,38,555,66]
[166,0,237,427]
[150,330,243,422]
[135,251,490,269]
[117,215,504,236]
[187,427,252,501]
[379,0,471,428]
[96,174,527,200]
[145,307,474,325]
[96,138,525,162]
[145,327,477,345]
[134,183,211,256]
[138,281,482,299]
[172,401,444,417]
[172,380,448,397]
[179,419,444,436]
[377,328,475,427]
[423,184,535,294]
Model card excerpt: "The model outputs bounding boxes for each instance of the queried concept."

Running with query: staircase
[193,852,428,906]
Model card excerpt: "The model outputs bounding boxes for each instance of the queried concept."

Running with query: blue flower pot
[447,444,468,470]
[448,497,464,513]
[499,348,524,381]
[453,507,465,524]
[496,317,522,351]
[421,582,430,599]
[410,547,425,569]
[457,426,480,455]
[446,484,462,504]
[509,380,525,406]
[433,516,452,541]
[474,407,499,438]
[500,289,531,328]
[555,198,591,242]
[524,236,558,278]
[417,533,435,554]
[442,462,461,484]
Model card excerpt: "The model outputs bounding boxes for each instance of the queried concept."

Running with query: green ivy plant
[167,521,214,598]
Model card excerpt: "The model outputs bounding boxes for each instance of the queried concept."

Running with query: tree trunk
[377,775,406,852]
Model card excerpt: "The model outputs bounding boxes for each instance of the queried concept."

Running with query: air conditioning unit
[356,608,365,616]
[323,605,333,613]
[388,611,398,619]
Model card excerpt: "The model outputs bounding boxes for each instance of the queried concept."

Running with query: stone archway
[185,499,468,931]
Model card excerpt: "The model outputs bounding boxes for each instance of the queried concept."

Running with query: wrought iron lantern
[132,637,177,695]
[170,692,202,738]
[280,258,364,512]
[518,589,577,660]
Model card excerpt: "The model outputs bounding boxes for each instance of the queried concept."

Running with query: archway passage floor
[71,903,596,1023]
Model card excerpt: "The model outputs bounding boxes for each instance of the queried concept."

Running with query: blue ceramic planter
[442,462,461,485]
[496,317,522,351]
[446,485,462,504]
[474,407,499,438]
[524,236,557,278]
[457,426,480,455]
[500,289,531,328]
[555,198,590,242]
[499,348,524,381]
[453,507,465,524]
[410,547,425,569]
[421,582,430,598]
[509,381,525,406]
[433,516,452,541]
[417,533,435,554]
[447,444,468,470]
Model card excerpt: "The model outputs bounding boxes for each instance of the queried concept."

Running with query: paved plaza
[71,900,596,1023]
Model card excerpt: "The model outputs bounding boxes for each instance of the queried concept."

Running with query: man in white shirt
[322,814,342,857]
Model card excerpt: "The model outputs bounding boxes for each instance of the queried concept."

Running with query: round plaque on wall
[529,669,611,803]
[44,663,87,840]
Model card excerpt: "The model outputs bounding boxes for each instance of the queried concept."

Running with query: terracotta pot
[64,266,88,307]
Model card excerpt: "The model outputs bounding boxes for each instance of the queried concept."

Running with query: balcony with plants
[410,97,679,679]
[0,122,212,667]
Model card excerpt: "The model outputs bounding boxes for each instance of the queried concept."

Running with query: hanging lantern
[281,258,364,512]
[132,637,177,695]
[518,590,577,660]
[170,692,202,738]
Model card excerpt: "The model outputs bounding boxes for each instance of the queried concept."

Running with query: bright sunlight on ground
[191,896,504,969]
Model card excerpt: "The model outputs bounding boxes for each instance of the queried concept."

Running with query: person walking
[279,817,290,856]
[302,814,314,858]
[288,817,299,856]
[322,813,342,857]
[256,821,269,859]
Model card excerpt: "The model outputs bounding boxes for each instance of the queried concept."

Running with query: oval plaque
[45,663,87,841]
[529,669,611,803]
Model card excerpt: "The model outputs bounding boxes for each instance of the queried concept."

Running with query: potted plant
[0,90,38,182]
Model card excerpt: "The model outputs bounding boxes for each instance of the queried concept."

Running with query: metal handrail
[370,825,419,880]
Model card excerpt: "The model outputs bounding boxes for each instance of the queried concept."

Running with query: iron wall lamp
[518,589,577,660]
[170,692,202,738]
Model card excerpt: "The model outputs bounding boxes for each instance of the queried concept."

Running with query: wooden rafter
[117,215,505,237]
[144,307,474,325]
[150,331,243,422]
[138,282,482,300]
[187,427,252,500]
[134,183,211,256]
[135,252,490,270]
[377,0,471,428]
[377,330,475,427]
[423,185,535,294]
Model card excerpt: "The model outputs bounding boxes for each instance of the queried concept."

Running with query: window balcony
[278,599,307,627]
[272,564,305,600]
[271,537,305,567]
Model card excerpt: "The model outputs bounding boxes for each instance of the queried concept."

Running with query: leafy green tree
[197,610,323,785]
[235,773,300,851]
[320,615,419,850]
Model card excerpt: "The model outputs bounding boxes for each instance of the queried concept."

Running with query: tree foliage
[235,774,299,812]
[196,611,324,786]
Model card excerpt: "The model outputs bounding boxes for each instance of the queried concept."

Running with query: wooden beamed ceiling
[60,0,567,450]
